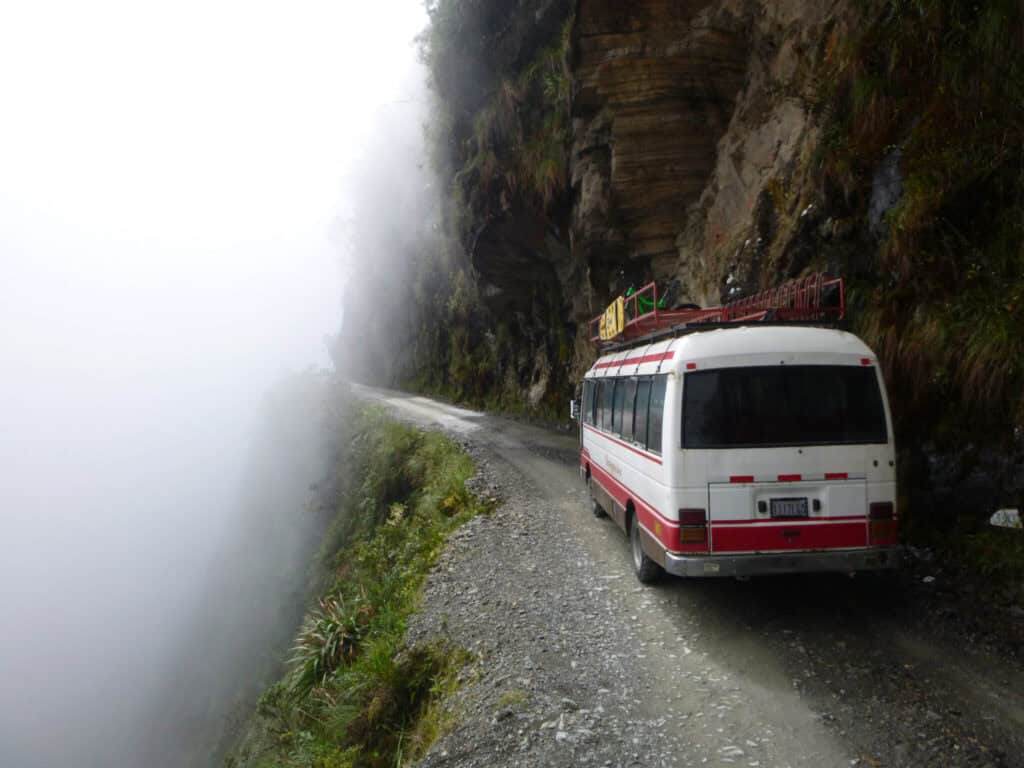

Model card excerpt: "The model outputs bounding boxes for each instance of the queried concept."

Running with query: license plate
[770,498,809,519]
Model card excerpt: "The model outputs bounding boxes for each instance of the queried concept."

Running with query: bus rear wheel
[630,514,662,583]
[587,475,606,518]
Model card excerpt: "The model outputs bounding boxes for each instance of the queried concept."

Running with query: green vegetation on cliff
[390,0,575,419]
[227,408,488,768]
[436,13,573,223]
[815,0,1024,545]
[825,0,1024,428]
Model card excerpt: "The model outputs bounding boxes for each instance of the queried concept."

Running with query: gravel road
[357,386,1024,768]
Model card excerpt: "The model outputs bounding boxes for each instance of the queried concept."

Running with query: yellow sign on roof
[599,297,625,340]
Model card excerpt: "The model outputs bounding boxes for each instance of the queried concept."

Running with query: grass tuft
[289,595,369,701]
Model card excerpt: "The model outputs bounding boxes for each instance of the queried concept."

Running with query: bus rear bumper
[663,547,901,578]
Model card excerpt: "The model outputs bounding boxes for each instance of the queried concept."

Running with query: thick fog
[0,2,428,766]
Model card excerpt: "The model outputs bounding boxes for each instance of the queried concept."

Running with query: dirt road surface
[357,385,1024,768]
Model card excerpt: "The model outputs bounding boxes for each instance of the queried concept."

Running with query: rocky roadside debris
[407,440,688,767]
[898,545,1024,663]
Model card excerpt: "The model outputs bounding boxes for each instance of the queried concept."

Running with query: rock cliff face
[569,0,864,308]
[670,1,863,302]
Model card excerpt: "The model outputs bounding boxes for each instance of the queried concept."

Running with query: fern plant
[289,593,368,699]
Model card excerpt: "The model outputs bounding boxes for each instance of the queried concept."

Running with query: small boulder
[989,508,1021,529]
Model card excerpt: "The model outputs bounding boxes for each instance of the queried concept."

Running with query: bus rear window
[683,366,888,448]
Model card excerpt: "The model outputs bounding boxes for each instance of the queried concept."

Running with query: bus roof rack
[598,318,850,353]
[589,273,845,350]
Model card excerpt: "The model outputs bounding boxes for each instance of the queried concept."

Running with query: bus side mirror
[570,399,581,421]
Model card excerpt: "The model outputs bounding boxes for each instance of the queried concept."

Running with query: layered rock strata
[571,0,749,300]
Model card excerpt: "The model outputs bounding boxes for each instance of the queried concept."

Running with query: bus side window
[588,381,598,425]
[582,381,594,425]
[622,378,638,441]
[601,379,615,431]
[634,378,652,447]
[647,376,667,453]
[612,378,627,435]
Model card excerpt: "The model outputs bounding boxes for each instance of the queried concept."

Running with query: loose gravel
[407,441,693,768]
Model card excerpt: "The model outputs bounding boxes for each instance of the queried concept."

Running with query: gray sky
[0,1,427,764]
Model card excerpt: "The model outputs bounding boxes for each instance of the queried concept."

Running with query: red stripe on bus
[582,424,662,465]
[711,515,868,526]
[588,466,710,553]
[724,474,856,483]
[588,461,677,530]
[593,351,674,370]
[711,521,868,551]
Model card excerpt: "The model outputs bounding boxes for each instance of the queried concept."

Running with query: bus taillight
[679,509,707,544]
[869,502,897,545]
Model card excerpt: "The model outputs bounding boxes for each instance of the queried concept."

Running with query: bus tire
[588,476,606,518]
[630,513,662,583]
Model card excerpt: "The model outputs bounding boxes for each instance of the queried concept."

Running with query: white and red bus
[578,278,900,581]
